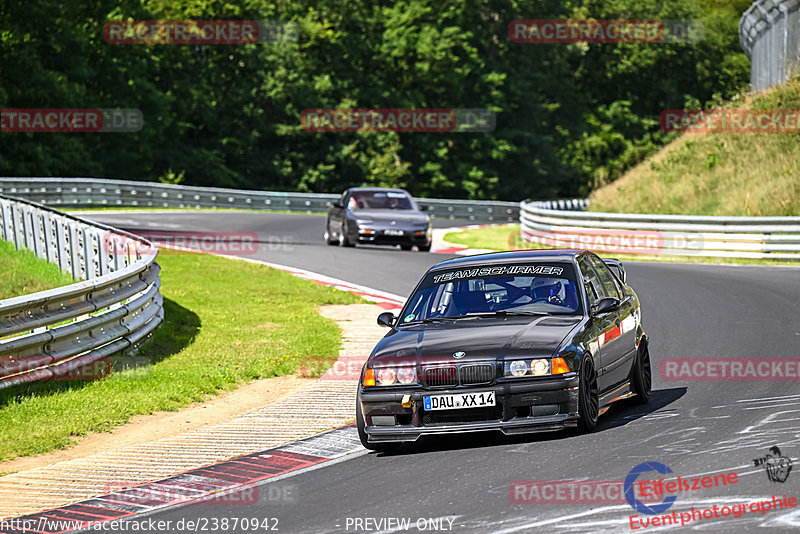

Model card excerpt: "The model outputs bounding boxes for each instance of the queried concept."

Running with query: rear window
[400,263,581,323]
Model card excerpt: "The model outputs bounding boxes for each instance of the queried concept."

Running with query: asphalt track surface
[84,211,800,533]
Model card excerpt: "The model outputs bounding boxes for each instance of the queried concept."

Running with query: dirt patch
[0,374,314,475]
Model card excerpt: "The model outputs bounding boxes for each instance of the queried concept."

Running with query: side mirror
[332,201,343,209]
[603,259,626,284]
[418,205,430,212]
[591,297,619,316]
[377,312,396,327]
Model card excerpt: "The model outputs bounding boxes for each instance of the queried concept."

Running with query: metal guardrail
[520,200,800,260]
[740,0,800,91]
[0,195,163,390]
[0,178,520,223]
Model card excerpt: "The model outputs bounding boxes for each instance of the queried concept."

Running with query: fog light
[372,415,396,426]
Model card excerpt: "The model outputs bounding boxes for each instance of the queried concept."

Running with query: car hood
[351,209,428,225]
[370,316,582,367]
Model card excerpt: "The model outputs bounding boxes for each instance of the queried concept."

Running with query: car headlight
[509,360,529,377]
[504,358,570,378]
[376,368,396,385]
[397,367,417,384]
[365,366,418,386]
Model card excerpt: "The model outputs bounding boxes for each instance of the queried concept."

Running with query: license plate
[384,229,404,236]
[423,392,495,411]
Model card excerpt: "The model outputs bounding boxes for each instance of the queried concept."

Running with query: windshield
[400,263,581,324]
[349,191,413,210]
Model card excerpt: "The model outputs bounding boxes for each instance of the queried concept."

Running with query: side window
[578,256,603,307]
[586,255,622,300]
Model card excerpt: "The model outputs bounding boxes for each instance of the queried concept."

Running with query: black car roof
[429,249,587,271]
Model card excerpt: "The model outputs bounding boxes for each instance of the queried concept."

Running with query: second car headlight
[504,358,570,378]
[373,366,417,386]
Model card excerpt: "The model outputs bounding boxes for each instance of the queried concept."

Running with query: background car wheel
[577,357,599,432]
[418,242,432,252]
[339,224,355,247]
[356,397,396,453]
[631,342,652,404]
[324,223,337,246]
[400,244,413,251]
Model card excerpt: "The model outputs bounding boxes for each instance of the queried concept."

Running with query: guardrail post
[82,227,96,280]
[69,223,81,280]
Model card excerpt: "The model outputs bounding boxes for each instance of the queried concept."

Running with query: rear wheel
[418,242,432,252]
[400,244,413,251]
[631,342,652,404]
[356,397,397,453]
[577,357,599,432]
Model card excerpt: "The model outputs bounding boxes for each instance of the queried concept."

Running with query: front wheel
[339,223,355,247]
[418,242,432,252]
[400,244,413,251]
[631,342,652,404]
[577,357,599,432]
[324,221,337,246]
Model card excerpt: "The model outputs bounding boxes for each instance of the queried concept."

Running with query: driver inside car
[530,277,573,307]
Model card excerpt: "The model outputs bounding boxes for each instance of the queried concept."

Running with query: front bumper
[356,229,430,246]
[359,375,580,443]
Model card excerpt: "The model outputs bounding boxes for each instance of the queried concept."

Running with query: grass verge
[0,240,75,299]
[588,78,800,216]
[0,252,360,461]
[444,225,799,266]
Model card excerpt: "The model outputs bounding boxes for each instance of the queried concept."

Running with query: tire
[324,221,337,246]
[400,244,413,251]
[631,342,652,404]
[577,356,599,432]
[356,397,396,453]
[418,242,432,252]
[339,223,355,247]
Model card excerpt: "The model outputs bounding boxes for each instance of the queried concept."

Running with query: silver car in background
[325,187,432,251]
